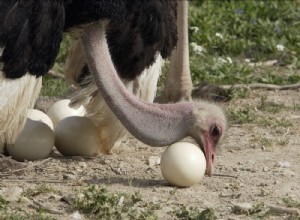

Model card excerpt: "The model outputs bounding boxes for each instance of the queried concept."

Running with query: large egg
[27,109,54,130]
[47,99,86,128]
[160,142,206,187]
[54,116,99,156]
[7,119,54,161]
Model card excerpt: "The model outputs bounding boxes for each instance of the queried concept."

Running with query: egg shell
[27,109,54,130]
[7,119,54,161]
[160,142,206,187]
[47,99,86,128]
[54,116,99,156]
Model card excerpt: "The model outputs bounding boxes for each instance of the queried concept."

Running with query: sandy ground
[0,89,299,219]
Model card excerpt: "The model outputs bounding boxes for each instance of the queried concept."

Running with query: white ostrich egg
[47,99,86,128]
[54,116,99,156]
[27,109,54,130]
[160,142,206,187]
[7,119,54,161]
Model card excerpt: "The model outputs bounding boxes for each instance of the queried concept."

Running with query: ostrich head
[188,101,226,176]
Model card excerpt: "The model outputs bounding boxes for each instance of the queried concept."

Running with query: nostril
[213,128,219,135]
[211,125,221,137]
[211,154,215,163]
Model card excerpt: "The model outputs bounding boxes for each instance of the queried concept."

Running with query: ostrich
[65,0,192,154]
[0,1,226,176]
[0,0,176,142]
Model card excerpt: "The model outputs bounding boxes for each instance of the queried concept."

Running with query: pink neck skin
[81,21,196,146]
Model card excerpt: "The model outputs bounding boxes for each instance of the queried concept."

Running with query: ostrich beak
[203,134,216,176]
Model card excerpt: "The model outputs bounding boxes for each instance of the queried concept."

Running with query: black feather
[64,0,126,30]
[0,0,65,78]
[0,0,177,80]
[1,0,33,78]
[28,0,65,77]
[105,0,177,80]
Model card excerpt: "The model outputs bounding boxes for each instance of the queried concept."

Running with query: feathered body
[0,0,178,144]
[0,0,177,79]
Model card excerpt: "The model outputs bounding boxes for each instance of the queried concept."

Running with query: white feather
[0,72,42,143]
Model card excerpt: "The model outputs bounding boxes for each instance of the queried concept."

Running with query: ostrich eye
[211,124,221,137]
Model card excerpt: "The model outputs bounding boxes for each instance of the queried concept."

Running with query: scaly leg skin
[156,0,193,103]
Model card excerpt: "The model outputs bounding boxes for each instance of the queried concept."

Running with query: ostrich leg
[156,0,193,103]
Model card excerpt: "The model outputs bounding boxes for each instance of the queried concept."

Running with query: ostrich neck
[81,22,194,146]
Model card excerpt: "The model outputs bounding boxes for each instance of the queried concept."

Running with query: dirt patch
[0,89,299,219]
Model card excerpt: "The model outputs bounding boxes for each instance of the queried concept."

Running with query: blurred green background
[43,0,300,96]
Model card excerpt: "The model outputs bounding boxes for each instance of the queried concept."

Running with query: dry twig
[232,202,300,216]
[213,173,238,179]
[2,178,64,184]
[267,204,299,216]
[222,83,300,91]
[48,70,65,79]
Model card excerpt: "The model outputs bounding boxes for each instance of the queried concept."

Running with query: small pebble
[263,167,269,172]
[70,211,84,220]
[278,161,291,168]
[148,156,161,166]
[104,159,110,165]
[78,162,87,169]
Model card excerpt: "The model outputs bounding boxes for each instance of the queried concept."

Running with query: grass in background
[188,0,300,85]
[41,34,72,96]
[44,1,300,97]
[40,74,68,97]
[44,1,300,96]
